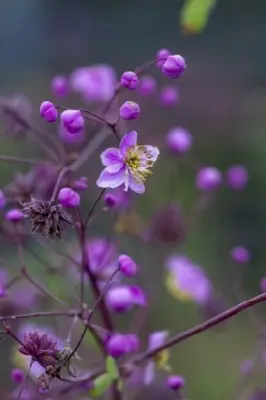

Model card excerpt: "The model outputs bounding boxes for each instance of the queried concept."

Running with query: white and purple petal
[143,361,155,386]
[148,331,169,351]
[128,174,145,194]
[96,166,126,189]
[120,131,138,157]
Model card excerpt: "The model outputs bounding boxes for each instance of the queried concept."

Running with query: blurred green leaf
[89,373,113,398]
[106,356,119,380]
[180,0,216,34]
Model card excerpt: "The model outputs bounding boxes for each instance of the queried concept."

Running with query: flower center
[125,146,154,183]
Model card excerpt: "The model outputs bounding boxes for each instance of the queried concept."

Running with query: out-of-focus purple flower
[0,190,6,208]
[50,75,68,97]
[70,65,116,102]
[40,101,58,122]
[260,277,266,292]
[5,209,24,222]
[119,101,140,120]
[72,176,88,191]
[121,71,139,90]
[143,331,169,385]
[119,254,137,277]
[59,121,85,144]
[162,55,186,79]
[196,167,222,191]
[104,187,131,209]
[106,333,139,358]
[165,255,212,304]
[167,375,185,391]
[227,165,248,191]
[11,368,25,384]
[138,76,157,96]
[166,127,192,154]
[156,48,171,67]
[106,284,145,312]
[230,246,250,264]
[58,187,80,208]
[10,281,39,309]
[97,131,159,194]
[60,109,84,134]
[160,86,179,106]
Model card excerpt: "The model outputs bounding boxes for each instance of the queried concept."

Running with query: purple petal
[120,131,137,157]
[128,174,145,194]
[143,362,155,386]
[97,167,125,189]
[105,163,125,173]
[129,285,146,305]
[148,331,169,350]
[142,145,160,162]
[100,148,122,167]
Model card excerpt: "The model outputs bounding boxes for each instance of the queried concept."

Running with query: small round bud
[119,101,140,120]
[162,55,186,79]
[196,167,222,191]
[0,190,6,208]
[106,334,139,358]
[51,75,68,97]
[119,254,137,277]
[160,86,179,106]
[60,109,85,134]
[138,76,157,96]
[72,176,88,191]
[11,368,25,384]
[58,187,80,208]
[120,71,139,90]
[40,101,58,122]
[230,246,250,264]
[167,375,185,391]
[5,209,24,222]
[166,127,192,154]
[227,165,248,191]
[104,193,117,208]
[106,285,146,312]
[156,48,171,67]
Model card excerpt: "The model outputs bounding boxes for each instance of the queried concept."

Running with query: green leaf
[106,356,119,380]
[180,0,216,34]
[89,373,113,398]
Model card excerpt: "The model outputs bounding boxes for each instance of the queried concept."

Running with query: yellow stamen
[166,272,193,302]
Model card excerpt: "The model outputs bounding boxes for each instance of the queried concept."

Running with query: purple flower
[58,187,80,208]
[72,176,88,191]
[11,368,25,384]
[104,187,131,209]
[227,165,248,191]
[60,109,85,134]
[40,101,58,122]
[59,121,85,144]
[230,246,250,264]
[160,86,179,107]
[143,331,169,385]
[106,333,139,358]
[121,71,139,90]
[50,75,68,97]
[138,76,157,96]
[167,375,185,391]
[5,209,24,222]
[119,101,140,120]
[106,284,146,312]
[97,131,159,194]
[119,254,137,276]
[156,48,171,67]
[165,255,212,304]
[162,54,186,79]
[196,166,222,191]
[166,127,192,154]
[70,65,116,102]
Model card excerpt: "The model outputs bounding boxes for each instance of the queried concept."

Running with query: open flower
[143,331,170,385]
[165,255,212,304]
[97,131,159,194]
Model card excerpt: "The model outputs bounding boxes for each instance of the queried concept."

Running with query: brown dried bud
[21,199,72,239]
[19,332,59,366]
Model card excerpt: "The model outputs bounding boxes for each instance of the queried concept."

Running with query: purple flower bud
[167,375,185,391]
[162,55,186,79]
[0,190,6,208]
[40,101,58,122]
[119,101,140,120]
[72,176,88,191]
[156,48,171,67]
[160,86,179,106]
[106,284,146,312]
[106,333,139,358]
[121,71,139,90]
[60,109,85,134]
[119,254,137,277]
[227,165,248,191]
[104,193,117,208]
[230,246,250,264]
[261,277,266,292]
[58,187,80,208]
[138,76,157,96]
[11,368,25,384]
[5,209,24,222]
[196,167,222,191]
[166,127,192,154]
[50,75,68,97]
[104,188,130,209]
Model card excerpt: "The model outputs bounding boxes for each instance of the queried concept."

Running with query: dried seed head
[19,331,59,367]
[21,199,73,239]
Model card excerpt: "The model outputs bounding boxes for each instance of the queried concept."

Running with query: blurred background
[0,0,266,399]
